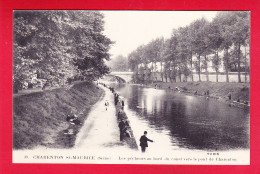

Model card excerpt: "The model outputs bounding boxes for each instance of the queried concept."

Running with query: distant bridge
[108,71,134,83]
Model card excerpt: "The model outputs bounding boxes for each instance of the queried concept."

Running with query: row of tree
[13,10,112,92]
[128,11,250,83]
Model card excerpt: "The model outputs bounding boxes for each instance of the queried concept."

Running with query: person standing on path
[121,100,125,110]
[140,131,154,153]
[105,100,109,111]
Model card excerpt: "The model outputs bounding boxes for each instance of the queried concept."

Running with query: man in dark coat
[121,100,125,110]
[119,120,127,141]
[140,131,153,152]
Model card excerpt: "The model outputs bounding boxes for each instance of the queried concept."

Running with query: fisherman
[117,109,124,120]
[119,120,126,141]
[121,100,125,110]
[42,83,47,90]
[140,131,154,153]
[114,93,119,105]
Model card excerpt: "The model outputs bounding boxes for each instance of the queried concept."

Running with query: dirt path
[75,86,134,152]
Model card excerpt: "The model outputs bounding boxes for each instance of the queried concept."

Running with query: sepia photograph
[12,10,250,164]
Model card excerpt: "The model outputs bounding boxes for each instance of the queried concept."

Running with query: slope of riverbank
[13,81,104,149]
[145,81,250,104]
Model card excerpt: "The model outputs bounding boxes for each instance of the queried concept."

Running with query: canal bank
[13,81,104,149]
[143,81,250,108]
[114,93,138,149]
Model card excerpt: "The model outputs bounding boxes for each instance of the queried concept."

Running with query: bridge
[105,71,133,83]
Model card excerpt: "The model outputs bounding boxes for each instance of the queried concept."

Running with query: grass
[13,81,104,150]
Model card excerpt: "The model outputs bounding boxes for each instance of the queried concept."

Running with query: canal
[108,83,250,152]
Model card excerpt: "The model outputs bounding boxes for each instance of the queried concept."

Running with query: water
[108,83,250,152]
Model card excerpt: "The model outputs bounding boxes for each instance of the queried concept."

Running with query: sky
[102,11,217,59]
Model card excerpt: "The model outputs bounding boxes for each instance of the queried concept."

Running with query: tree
[207,21,223,82]
[128,51,139,82]
[13,11,74,90]
[145,38,164,82]
[164,35,178,82]
[158,38,166,82]
[126,11,250,84]
[243,38,250,82]
[214,11,236,82]
[189,18,209,81]
[13,10,112,92]
[175,27,192,82]
[68,11,113,79]
[231,11,250,83]
[107,55,128,72]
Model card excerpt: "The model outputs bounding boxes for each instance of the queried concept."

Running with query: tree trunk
[190,51,193,81]
[238,43,241,83]
[160,61,163,82]
[173,64,176,83]
[165,70,168,82]
[143,65,145,82]
[216,51,219,82]
[135,65,138,83]
[225,48,229,82]
[244,47,247,83]
[216,71,218,82]
[151,62,154,83]
[145,63,148,84]
[198,55,201,82]
[154,61,157,81]
[185,63,188,82]
[205,54,209,82]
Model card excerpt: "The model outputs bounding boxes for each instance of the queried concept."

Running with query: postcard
[12,10,250,165]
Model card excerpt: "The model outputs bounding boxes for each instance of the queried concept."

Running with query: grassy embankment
[146,81,250,104]
[13,81,104,149]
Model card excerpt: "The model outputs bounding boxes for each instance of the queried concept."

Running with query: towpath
[75,85,134,152]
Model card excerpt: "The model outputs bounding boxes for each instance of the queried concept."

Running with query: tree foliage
[128,11,250,83]
[107,55,128,72]
[13,10,112,92]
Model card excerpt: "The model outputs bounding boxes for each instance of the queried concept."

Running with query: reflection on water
[109,83,250,151]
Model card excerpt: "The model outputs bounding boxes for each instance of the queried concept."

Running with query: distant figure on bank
[119,120,125,141]
[121,100,125,110]
[206,90,209,96]
[140,131,154,153]
[42,83,47,90]
[117,110,123,120]
[228,92,232,100]
[114,93,119,105]
[105,100,109,111]
[66,114,81,125]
